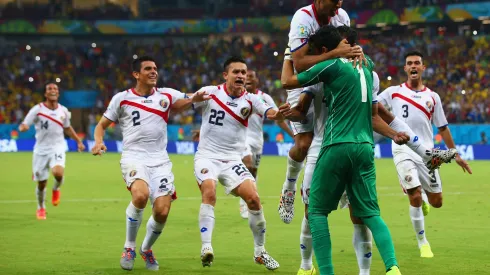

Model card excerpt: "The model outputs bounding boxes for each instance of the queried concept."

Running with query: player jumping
[193,57,285,271]
[377,51,472,258]
[19,82,85,220]
[238,69,294,219]
[92,56,209,271]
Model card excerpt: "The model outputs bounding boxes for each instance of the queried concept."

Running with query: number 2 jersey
[22,103,71,155]
[103,88,186,166]
[194,84,274,161]
[378,83,447,162]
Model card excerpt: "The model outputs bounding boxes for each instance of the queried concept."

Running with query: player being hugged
[91,56,209,271]
[193,57,284,271]
[19,82,85,220]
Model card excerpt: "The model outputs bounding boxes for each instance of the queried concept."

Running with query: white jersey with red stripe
[22,103,71,155]
[103,87,186,166]
[246,90,277,151]
[378,82,448,162]
[288,5,350,53]
[194,84,274,161]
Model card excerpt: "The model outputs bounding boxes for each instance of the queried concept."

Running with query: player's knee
[37,181,47,190]
[201,182,217,205]
[244,192,261,211]
[304,206,309,220]
[130,185,150,207]
[153,208,170,223]
[51,166,64,179]
[407,187,423,206]
[429,196,443,208]
[296,139,312,158]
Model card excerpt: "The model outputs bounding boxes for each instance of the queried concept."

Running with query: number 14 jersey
[194,84,273,161]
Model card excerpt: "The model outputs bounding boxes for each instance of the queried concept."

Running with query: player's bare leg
[199,179,217,267]
[36,180,47,220]
[407,186,434,258]
[239,155,255,219]
[349,205,373,275]
[279,131,313,224]
[140,195,172,271]
[234,179,279,270]
[121,179,150,271]
[51,165,64,206]
[297,205,316,275]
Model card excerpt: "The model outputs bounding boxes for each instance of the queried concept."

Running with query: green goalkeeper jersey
[297,56,375,148]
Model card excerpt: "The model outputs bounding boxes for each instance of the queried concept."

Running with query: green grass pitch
[0,153,488,274]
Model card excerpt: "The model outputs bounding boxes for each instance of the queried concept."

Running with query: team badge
[240,107,250,117]
[60,115,65,121]
[129,170,137,177]
[426,101,433,110]
[298,24,308,36]
[405,175,412,183]
[160,99,169,110]
[201,168,209,174]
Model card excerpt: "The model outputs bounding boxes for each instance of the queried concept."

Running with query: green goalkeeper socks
[362,215,398,271]
[308,213,334,275]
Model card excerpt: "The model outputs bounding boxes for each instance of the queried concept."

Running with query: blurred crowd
[1,30,489,131]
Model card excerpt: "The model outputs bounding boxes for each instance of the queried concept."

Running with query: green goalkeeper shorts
[308,142,380,218]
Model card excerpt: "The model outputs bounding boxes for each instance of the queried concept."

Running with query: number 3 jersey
[22,103,71,155]
[103,88,186,166]
[378,83,448,161]
[194,84,273,161]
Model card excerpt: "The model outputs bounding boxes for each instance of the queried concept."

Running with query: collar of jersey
[131,88,156,98]
[404,82,427,93]
[223,83,245,99]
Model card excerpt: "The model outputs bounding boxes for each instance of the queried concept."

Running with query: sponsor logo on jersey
[142,99,153,103]
[201,168,209,174]
[227,102,238,107]
[411,95,422,99]
[240,107,250,117]
[160,99,169,109]
[129,170,137,177]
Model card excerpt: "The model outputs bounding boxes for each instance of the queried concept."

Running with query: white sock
[283,155,303,190]
[36,188,46,209]
[409,205,428,248]
[300,216,313,270]
[421,189,429,205]
[353,224,372,275]
[390,117,430,161]
[199,204,215,247]
[125,201,144,249]
[53,178,63,191]
[141,215,166,251]
[248,208,266,256]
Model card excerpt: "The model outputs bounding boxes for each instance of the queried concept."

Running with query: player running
[280,25,403,275]
[279,0,366,224]
[91,56,209,271]
[238,69,294,219]
[193,57,285,271]
[378,51,472,258]
[19,82,85,220]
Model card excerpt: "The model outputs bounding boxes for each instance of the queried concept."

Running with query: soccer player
[19,82,85,220]
[193,57,284,270]
[279,0,363,224]
[280,25,403,275]
[91,56,209,271]
[238,69,294,219]
[377,51,472,258]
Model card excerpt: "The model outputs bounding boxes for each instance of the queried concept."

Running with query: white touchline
[0,192,470,204]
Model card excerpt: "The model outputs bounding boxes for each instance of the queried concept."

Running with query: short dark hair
[337,26,358,46]
[404,51,424,61]
[223,56,246,72]
[309,25,343,53]
[132,56,156,72]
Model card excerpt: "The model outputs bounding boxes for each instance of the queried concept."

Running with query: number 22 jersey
[194,84,273,161]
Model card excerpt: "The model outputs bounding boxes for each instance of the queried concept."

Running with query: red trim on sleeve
[301,9,312,17]
[120,100,168,122]
[210,94,248,127]
[392,93,431,120]
[37,113,64,128]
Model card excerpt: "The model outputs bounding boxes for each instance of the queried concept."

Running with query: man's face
[245,70,258,92]
[223,62,247,91]
[133,61,158,86]
[44,83,59,101]
[317,0,342,17]
[404,55,426,81]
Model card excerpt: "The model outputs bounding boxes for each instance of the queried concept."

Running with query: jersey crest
[240,107,251,117]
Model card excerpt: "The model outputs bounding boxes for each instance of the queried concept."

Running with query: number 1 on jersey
[357,66,367,102]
